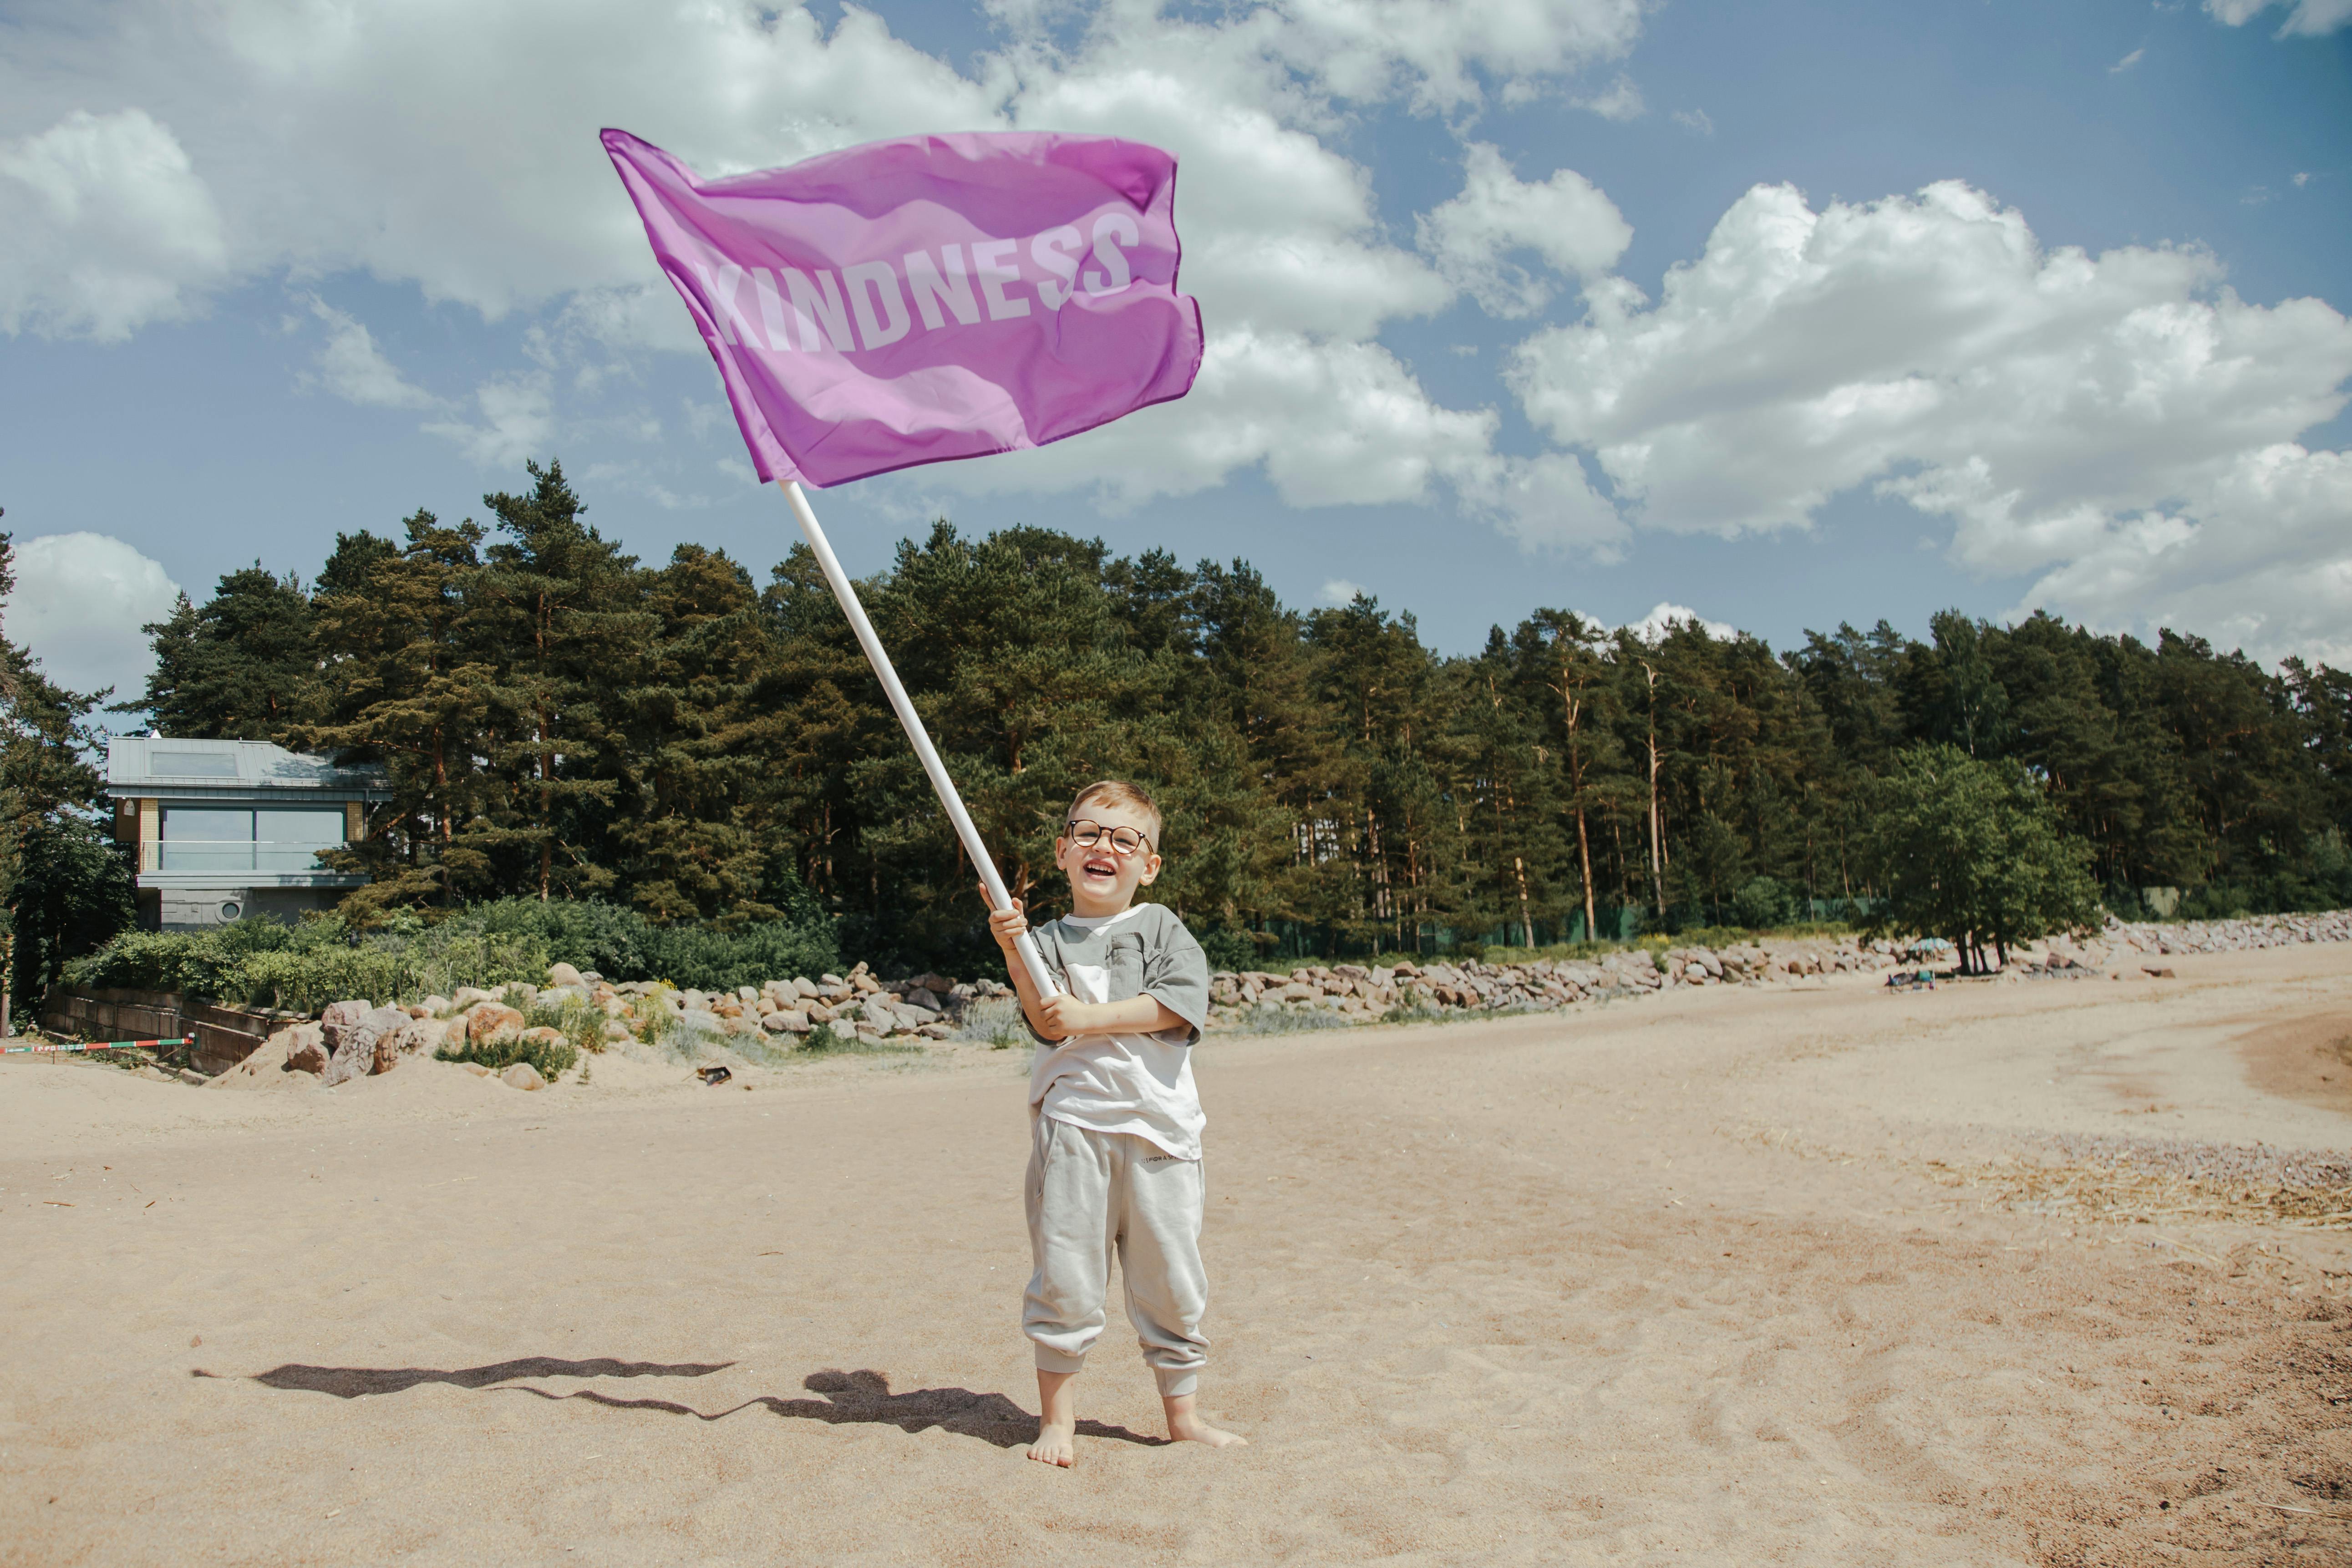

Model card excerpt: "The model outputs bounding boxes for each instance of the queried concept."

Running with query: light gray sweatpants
[1023,1114,1209,1397]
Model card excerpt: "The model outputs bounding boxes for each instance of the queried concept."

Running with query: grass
[1217,1005,1358,1036]
[790,1022,921,1059]
[951,998,1030,1050]
[437,1030,578,1081]
[524,990,609,1058]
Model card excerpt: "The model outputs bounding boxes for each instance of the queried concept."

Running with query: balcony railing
[154,839,346,874]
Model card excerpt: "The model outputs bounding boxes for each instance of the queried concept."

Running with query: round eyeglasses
[1064,818,1155,856]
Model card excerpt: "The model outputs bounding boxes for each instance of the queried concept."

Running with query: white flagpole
[779,480,1062,1000]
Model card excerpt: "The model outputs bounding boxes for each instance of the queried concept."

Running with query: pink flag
[602,128,1203,488]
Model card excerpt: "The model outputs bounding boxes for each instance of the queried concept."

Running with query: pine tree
[127,566,320,738]
[467,460,648,901]
[0,533,127,1020]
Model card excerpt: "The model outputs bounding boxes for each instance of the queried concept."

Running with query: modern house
[107,736,392,931]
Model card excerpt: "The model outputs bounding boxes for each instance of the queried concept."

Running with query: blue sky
[2,0,2347,705]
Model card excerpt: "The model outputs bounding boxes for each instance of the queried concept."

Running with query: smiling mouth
[1081,856,1118,880]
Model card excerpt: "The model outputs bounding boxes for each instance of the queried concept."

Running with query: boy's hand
[984,889,1027,954]
[1035,992,1101,1041]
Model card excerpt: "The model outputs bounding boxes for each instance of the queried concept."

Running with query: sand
[3,949,2349,1566]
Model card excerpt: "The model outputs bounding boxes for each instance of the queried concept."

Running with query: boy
[986,779,1247,1467]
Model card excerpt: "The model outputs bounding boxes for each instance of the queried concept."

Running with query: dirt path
[3,948,2347,1565]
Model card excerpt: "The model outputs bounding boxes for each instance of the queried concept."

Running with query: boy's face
[1055,799,1163,917]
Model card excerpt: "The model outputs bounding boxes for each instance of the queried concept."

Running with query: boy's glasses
[1064,818,1155,856]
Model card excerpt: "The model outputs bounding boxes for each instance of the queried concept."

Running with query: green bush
[467,898,661,979]
[66,914,548,1013]
[645,919,838,993]
[63,896,836,1010]
[437,1032,578,1081]
[467,897,838,991]
[1732,875,1795,930]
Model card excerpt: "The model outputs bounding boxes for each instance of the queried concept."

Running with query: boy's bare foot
[1029,1368,1078,1467]
[1027,1421,1078,1467]
[1163,1392,1249,1448]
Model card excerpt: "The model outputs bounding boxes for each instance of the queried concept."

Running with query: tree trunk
[1575,805,1595,945]
[1642,661,1666,919]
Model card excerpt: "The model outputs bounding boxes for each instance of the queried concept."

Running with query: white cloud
[1506,178,2352,659]
[1320,578,1370,604]
[302,295,437,408]
[1575,76,1645,122]
[1417,142,1633,317]
[1618,602,1737,642]
[2109,46,2146,71]
[1237,0,1647,112]
[422,372,555,468]
[932,326,1497,510]
[1454,452,1629,558]
[1670,107,1713,136]
[0,109,229,340]
[2205,0,2352,36]
[4,533,183,699]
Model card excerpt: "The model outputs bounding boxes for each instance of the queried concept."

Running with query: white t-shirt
[1024,903,1210,1161]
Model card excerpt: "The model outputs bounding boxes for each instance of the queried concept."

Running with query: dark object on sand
[697,1065,733,1086]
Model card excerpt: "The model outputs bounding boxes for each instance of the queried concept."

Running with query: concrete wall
[39,987,286,1075]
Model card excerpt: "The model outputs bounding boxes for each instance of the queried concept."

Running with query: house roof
[107,736,392,802]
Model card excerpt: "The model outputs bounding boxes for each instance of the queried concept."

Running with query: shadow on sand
[238,1360,1158,1449]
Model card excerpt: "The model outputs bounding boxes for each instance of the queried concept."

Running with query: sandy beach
[4,948,2349,1566]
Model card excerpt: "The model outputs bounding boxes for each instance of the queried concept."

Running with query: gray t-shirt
[1022,903,1212,1159]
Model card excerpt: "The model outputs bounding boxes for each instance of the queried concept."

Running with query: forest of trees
[57,457,2340,980]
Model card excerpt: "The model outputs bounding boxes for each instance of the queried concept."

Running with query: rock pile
[590,961,1012,1047]
[1206,938,1895,1027]
[255,959,1022,1082]
[2104,908,2352,955]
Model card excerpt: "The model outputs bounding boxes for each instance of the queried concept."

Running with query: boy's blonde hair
[1066,779,1163,846]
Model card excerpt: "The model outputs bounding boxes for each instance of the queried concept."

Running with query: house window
[159,807,346,873]
[257,809,348,871]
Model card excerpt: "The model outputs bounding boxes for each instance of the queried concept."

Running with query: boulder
[280,1024,330,1076]
[546,961,586,989]
[365,1005,408,1073]
[318,1000,370,1050]
[500,1062,547,1091]
[601,1020,632,1043]
[466,1003,527,1042]
[902,986,942,1014]
[519,1025,567,1047]
[322,1003,409,1086]
[762,1009,811,1035]
[452,986,497,1008]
